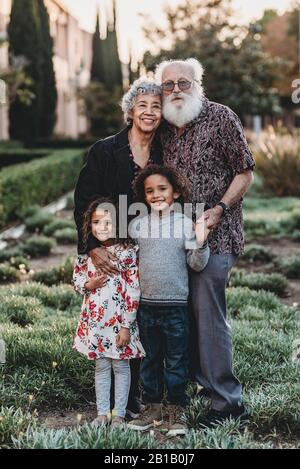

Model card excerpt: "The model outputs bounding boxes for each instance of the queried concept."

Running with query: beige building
[0,0,10,139]
[0,0,93,141]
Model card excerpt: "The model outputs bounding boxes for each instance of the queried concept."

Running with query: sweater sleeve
[72,255,90,295]
[120,246,141,329]
[186,242,210,272]
[184,216,210,272]
[74,142,107,254]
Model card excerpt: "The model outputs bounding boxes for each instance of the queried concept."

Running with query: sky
[61,0,295,62]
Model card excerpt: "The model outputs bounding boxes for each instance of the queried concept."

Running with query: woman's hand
[89,247,119,277]
[116,327,130,348]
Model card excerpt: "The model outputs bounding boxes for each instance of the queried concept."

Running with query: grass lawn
[0,193,299,449]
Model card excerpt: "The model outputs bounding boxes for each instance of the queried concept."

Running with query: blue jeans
[137,304,189,407]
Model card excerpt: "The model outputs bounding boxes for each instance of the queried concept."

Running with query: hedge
[0,149,84,229]
[29,138,97,149]
[0,150,50,169]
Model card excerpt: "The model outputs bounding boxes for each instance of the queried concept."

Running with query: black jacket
[74,126,163,254]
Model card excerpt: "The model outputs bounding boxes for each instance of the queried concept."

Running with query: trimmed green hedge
[0,149,84,229]
[29,138,96,149]
[0,149,50,169]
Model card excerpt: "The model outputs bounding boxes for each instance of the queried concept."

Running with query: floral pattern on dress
[72,244,145,360]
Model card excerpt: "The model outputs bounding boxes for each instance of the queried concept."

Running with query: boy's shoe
[198,403,250,429]
[111,416,126,430]
[166,405,188,437]
[127,403,163,431]
[126,397,145,419]
[91,415,109,428]
[197,384,211,398]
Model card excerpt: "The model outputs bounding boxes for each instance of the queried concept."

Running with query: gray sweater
[130,211,210,306]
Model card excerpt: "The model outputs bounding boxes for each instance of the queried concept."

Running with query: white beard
[163,90,203,128]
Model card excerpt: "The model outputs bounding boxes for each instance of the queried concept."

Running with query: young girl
[72,198,145,429]
[127,164,210,436]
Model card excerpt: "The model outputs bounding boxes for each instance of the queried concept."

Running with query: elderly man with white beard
[155,58,255,428]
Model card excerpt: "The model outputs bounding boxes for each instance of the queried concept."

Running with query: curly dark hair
[82,197,134,249]
[133,164,191,206]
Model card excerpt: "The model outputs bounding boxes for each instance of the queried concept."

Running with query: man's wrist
[216,202,230,216]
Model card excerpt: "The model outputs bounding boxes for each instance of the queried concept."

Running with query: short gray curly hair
[121,77,162,125]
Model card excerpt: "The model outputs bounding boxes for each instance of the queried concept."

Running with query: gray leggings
[95,358,131,418]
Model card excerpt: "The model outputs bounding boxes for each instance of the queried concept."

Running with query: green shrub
[0,247,24,262]
[253,132,300,196]
[279,255,300,279]
[280,208,300,231]
[54,228,77,244]
[0,250,29,271]
[242,244,274,263]
[24,212,55,233]
[65,194,74,210]
[0,282,80,310]
[31,138,95,149]
[227,287,283,316]
[0,140,24,150]
[0,264,19,283]
[43,218,74,236]
[8,256,30,272]
[12,424,157,450]
[0,295,43,326]
[22,236,56,258]
[229,270,288,296]
[0,149,84,228]
[32,256,74,285]
[245,383,300,432]
[289,230,300,241]
[0,407,37,449]
[0,367,81,410]
[19,205,41,220]
[244,218,280,239]
[0,149,49,169]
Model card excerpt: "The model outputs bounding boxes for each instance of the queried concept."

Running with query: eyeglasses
[161,79,193,92]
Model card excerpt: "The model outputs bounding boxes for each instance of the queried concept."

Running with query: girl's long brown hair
[82,197,134,249]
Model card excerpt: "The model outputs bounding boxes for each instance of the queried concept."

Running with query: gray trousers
[189,253,242,411]
[95,358,130,417]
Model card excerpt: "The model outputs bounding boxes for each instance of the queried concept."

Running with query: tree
[142,0,281,118]
[37,0,57,138]
[259,5,299,105]
[8,0,43,144]
[87,0,123,135]
[105,0,122,90]
[91,11,106,84]
[79,82,123,137]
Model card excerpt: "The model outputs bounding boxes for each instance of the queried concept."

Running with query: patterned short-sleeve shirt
[162,97,255,255]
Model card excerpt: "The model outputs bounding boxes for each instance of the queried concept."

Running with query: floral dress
[72,244,145,361]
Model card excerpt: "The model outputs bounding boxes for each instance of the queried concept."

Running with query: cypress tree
[105,0,122,90]
[8,0,43,144]
[91,11,106,84]
[37,0,57,138]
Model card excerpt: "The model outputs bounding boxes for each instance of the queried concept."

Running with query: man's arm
[205,170,254,229]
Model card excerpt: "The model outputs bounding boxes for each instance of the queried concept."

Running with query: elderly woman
[74,77,163,419]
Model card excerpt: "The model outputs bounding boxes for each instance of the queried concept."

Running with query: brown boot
[127,403,163,431]
[166,405,188,436]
